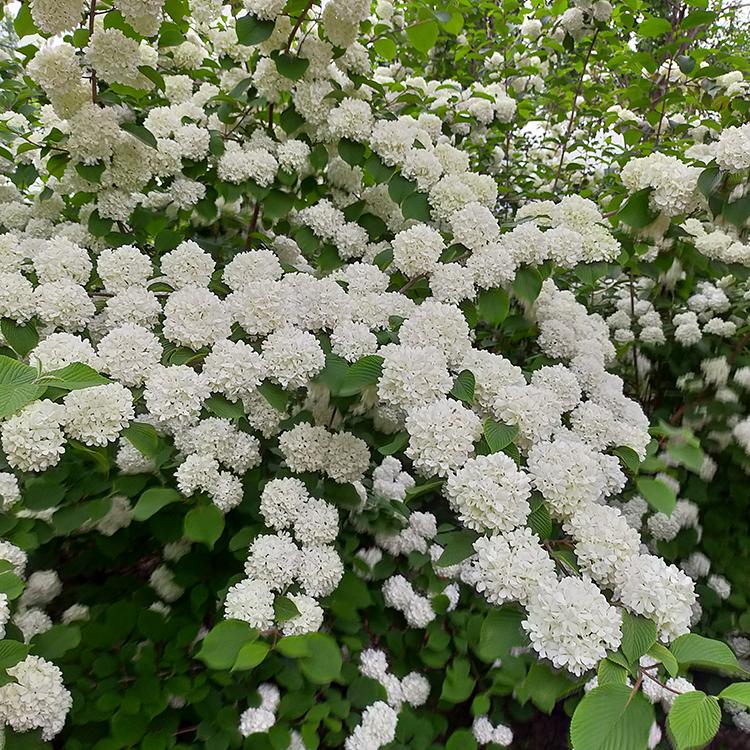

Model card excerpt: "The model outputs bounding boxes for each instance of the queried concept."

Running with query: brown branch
[286,0,316,51]
[552,28,599,192]
[89,0,97,103]
[629,273,641,396]
[244,201,261,250]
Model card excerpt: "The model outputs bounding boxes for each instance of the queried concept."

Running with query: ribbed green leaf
[666,691,720,750]
[0,355,45,419]
[338,355,383,397]
[670,633,740,673]
[620,612,657,664]
[570,684,653,750]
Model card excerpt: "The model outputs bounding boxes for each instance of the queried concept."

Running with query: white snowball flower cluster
[239,683,280,737]
[621,153,701,217]
[279,423,370,484]
[445,452,531,532]
[472,715,513,747]
[382,575,436,628]
[359,648,430,709]
[614,554,696,642]
[344,701,399,750]
[372,457,415,501]
[375,511,437,556]
[522,577,623,675]
[0,655,73,740]
[467,528,556,607]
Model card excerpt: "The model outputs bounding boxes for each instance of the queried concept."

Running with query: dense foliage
[0,1,748,749]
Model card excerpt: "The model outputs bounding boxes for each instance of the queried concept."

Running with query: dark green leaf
[184,504,225,548]
[236,15,275,45]
[133,488,182,521]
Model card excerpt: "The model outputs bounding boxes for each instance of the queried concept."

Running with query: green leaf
[1,319,38,357]
[446,730,476,750]
[406,20,440,53]
[120,122,157,149]
[35,362,111,391]
[184,504,225,548]
[338,355,383,397]
[235,15,275,45]
[437,10,464,34]
[257,381,288,412]
[196,620,258,670]
[401,191,432,222]
[338,138,366,166]
[724,195,750,229]
[13,3,38,37]
[232,640,270,671]
[275,53,310,81]
[477,608,526,661]
[137,65,165,90]
[617,188,658,228]
[613,446,640,474]
[0,570,24,600]
[718,682,750,708]
[477,288,510,326]
[666,441,704,473]
[441,658,475,703]
[437,529,479,566]
[75,162,106,184]
[681,10,716,29]
[515,662,579,713]
[527,499,552,540]
[30,624,81,660]
[280,106,305,134]
[377,431,409,456]
[88,210,113,237]
[277,633,342,684]
[697,165,721,198]
[0,355,45,419]
[676,55,695,75]
[620,612,657,664]
[666,691,720,750]
[46,153,70,179]
[484,418,519,453]
[120,422,160,458]
[638,17,672,37]
[597,659,628,685]
[364,154,395,184]
[647,643,678,677]
[53,497,111,533]
[570,684,654,750]
[260,189,293,220]
[133,488,182,521]
[669,634,740,673]
[450,370,475,405]
[373,37,397,61]
[158,20,186,46]
[205,394,245,419]
[274,595,300,623]
[405,479,444,501]
[636,477,677,515]
[388,173,417,205]
[0,640,28,670]
[512,267,543,303]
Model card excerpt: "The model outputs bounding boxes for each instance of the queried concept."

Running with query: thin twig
[89,0,97,103]
[244,201,261,250]
[628,273,640,396]
[552,28,599,192]
[286,0,316,51]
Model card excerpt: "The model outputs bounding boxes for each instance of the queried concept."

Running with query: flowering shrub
[0,1,748,749]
